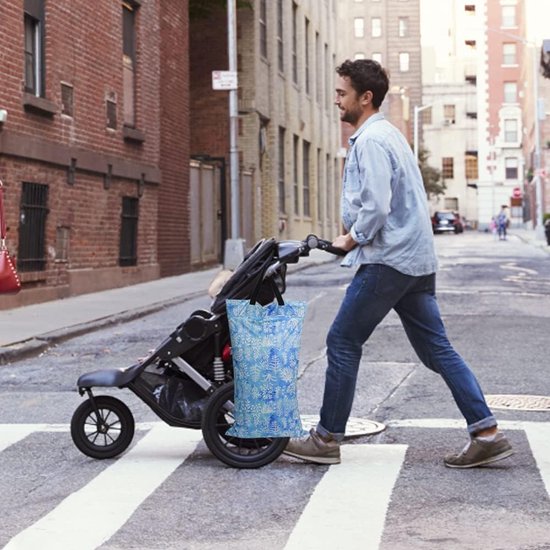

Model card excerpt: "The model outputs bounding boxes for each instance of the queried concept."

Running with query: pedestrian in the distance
[496,205,509,240]
[284,59,513,468]
[489,217,498,240]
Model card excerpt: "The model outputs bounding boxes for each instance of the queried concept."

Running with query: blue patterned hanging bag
[226,264,307,438]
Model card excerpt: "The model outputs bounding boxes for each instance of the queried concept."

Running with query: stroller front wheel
[201,382,289,469]
[71,395,135,459]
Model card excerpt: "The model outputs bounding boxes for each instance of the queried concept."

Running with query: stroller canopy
[211,238,284,315]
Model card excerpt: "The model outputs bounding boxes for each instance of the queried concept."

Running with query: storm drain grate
[486,395,550,411]
[300,415,386,438]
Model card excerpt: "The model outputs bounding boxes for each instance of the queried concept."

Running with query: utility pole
[222,0,245,268]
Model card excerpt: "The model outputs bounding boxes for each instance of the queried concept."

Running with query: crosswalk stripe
[284,445,407,550]
[0,425,37,453]
[524,424,550,498]
[3,424,202,550]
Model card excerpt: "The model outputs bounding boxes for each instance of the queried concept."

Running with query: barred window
[505,157,518,179]
[18,182,49,272]
[119,197,139,266]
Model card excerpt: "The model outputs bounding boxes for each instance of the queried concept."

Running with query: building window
[259,0,267,58]
[503,81,517,103]
[304,18,310,94]
[501,5,516,27]
[61,83,74,117]
[371,17,382,38]
[106,97,117,129]
[372,52,382,64]
[122,1,137,128]
[317,148,323,220]
[278,127,286,214]
[504,119,518,142]
[119,197,139,266]
[503,43,517,65]
[354,17,365,38]
[315,32,321,103]
[277,0,284,72]
[465,4,476,13]
[444,104,456,124]
[399,52,410,72]
[354,52,366,60]
[442,157,454,179]
[422,106,432,125]
[303,141,311,217]
[24,2,45,97]
[17,182,49,272]
[505,157,518,179]
[398,17,409,37]
[292,3,298,84]
[465,152,478,180]
[293,135,299,215]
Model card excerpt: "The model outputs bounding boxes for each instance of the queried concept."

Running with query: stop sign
[512,187,522,199]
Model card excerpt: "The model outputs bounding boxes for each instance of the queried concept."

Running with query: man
[284,59,513,468]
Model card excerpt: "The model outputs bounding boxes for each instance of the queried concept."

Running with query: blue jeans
[317,264,496,441]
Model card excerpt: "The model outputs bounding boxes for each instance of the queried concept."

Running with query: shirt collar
[348,112,385,146]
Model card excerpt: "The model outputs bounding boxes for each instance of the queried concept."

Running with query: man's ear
[360,90,374,106]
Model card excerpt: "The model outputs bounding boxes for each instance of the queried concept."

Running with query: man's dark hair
[336,59,389,108]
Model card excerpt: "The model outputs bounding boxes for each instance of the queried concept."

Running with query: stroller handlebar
[265,234,347,277]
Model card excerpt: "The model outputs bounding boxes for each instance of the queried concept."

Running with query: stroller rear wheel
[71,395,135,459]
[201,382,289,468]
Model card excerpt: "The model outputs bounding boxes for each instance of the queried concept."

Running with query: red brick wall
[0,0,190,307]
[157,0,190,276]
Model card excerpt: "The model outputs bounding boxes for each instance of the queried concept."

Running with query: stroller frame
[71,235,343,468]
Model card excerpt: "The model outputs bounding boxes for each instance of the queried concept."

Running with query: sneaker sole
[444,448,514,469]
[282,449,341,465]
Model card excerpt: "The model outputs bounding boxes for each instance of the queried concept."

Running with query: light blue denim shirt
[341,112,438,276]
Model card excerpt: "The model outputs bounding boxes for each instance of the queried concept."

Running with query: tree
[417,147,446,198]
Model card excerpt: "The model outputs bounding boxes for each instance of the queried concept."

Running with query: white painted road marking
[524,423,550,499]
[284,445,407,550]
[3,424,202,550]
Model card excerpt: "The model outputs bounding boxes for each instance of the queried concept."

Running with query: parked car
[431,211,464,234]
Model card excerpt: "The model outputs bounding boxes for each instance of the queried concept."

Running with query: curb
[0,255,336,366]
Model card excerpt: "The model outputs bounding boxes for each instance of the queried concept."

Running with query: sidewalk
[0,249,334,364]
[508,227,550,253]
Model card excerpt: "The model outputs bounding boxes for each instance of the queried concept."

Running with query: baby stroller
[71,235,344,468]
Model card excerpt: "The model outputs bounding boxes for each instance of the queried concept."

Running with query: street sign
[212,71,238,90]
[512,187,522,199]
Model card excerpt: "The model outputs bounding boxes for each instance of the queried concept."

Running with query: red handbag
[0,180,21,294]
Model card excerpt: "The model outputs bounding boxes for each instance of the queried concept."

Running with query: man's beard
[340,107,361,125]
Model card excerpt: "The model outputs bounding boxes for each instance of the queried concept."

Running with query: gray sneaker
[444,433,514,469]
[283,429,341,465]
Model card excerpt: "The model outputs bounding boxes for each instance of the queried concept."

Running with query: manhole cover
[300,415,386,438]
[486,395,550,411]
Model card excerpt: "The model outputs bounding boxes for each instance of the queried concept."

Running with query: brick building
[0,0,190,309]
[189,0,342,246]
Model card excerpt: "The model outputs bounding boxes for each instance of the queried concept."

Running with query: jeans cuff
[467,415,497,436]
[316,422,345,443]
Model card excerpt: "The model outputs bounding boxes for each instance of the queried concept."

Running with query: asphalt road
[1,231,549,550]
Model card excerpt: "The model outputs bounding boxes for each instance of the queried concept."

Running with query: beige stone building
[236,0,342,243]
[335,0,422,144]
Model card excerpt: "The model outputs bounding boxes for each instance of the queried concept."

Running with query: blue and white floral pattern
[226,299,307,438]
